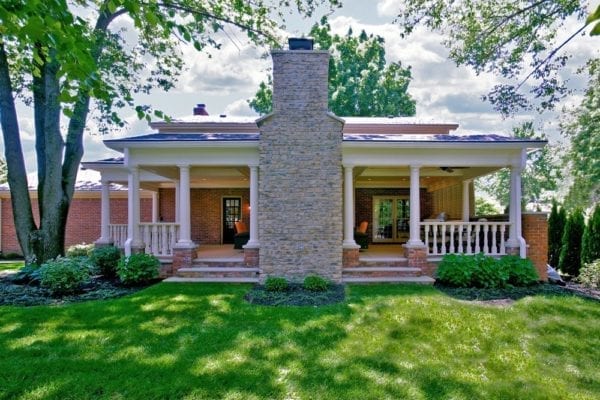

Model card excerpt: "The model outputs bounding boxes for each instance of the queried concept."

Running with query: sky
[3,0,599,174]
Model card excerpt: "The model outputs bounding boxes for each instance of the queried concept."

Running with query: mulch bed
[435,282,600,303]
[0,271,158,307]
[245,283,346,306]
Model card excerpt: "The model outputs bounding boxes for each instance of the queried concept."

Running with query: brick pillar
[244,248,259,267]
[404,244,428,269]
[343,248,359,268]
[522,212,548,281]
[172,246,196,271]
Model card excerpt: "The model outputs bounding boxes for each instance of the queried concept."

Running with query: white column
[124,166,143,255]
[174,180,180,223]
[96,178,112,244]
[151,191,159,223]
[176,165,194,246]
[507,166,524,250]
[462,179,472,222]
[245,164,260,247]
[407,165,424,246]
[343,165,359,247]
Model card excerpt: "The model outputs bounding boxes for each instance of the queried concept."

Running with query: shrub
[90,246,122,278]
[303,275,329,291]
[578,259,600,289]
[581,205,600,264]
[436,254,476,287]
[264,276,288,292]
[498,255,539,286]
[66,243,94,258]
[548,199,566,268]
[558,208,585,276]
[39,257,90,295]
[470,253,508,289]
[117,253,160,285]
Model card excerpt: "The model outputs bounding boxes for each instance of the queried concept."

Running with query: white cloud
[376,0,399,17]
[224,99,259,117]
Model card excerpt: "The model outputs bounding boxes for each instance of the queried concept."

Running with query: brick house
[0,42,549,282]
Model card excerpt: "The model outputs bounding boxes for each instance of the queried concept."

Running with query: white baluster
[440,224,447,255]
[424,224,430,255]
[500,224,507,255]
[466,224,473,254]
[449,224,455,253]
[483,224,489,254]
[432,223,438,255]
[491,224,498,255]
[152,224,159,256]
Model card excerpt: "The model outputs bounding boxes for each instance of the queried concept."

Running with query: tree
[0,158,6,184]
[581,204,600,264]
[0,0,334,265]
[548,199,566,268]
[249,17,416,116]
[474,197,500,216]
[476,122,561,209]
[558,208,585,276]
[561,58,600,210]
[393,1,596,115]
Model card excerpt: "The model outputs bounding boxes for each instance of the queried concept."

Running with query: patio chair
[354,221,369,250]
[233,221,249,249]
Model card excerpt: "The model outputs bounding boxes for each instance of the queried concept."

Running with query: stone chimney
[193,103,208,116]
[257,40,344,282]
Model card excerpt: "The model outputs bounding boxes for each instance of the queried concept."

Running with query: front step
[358,257,408,268]
[343,266,421,278]
[342,276,435,284]
[164,276,259,283]
[193,259,245,268]
[176,267,259,279]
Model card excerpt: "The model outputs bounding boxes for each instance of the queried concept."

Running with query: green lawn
[0,261,24,271]
[1,284,598,400]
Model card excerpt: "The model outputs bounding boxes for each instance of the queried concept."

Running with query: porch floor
[359,244,407,262]
[195,244,244,262]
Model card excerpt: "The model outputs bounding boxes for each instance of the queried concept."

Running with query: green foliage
[264,276,288,292]
[303,275,329,292]
[497,256,539,286]
[66,243,94,258]
[562,59,600,210]
[578,259,600,289]
[582,205,600,264]
[39,257,90,295]
[249,17,416,117]
[548,199,567,268]
[117,253,159,285]
[474,197,499,216]
[476,122,560,209]
[90,246,122,278]
[470,253,508,289]
[394,0,589,115]
[558,208,586,276]
[0,157,6,184]
[436,254,475,287]
[437,253,538,288]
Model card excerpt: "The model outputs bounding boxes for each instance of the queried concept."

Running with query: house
[1,41,549,282]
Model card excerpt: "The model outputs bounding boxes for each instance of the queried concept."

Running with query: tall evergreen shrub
[547,199,566,267]
[581,204,600,264]
[558,208,585,276]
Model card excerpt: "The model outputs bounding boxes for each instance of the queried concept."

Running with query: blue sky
[2,0,598,173]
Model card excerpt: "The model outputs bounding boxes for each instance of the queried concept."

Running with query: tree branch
[483,0,551,38]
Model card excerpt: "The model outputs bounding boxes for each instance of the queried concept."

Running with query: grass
[1,283,599,400]
[0,261,24,271]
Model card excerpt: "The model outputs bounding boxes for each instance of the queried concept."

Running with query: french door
[372,196,410,243]
[222,197,241,244]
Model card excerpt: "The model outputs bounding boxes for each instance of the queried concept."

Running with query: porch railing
[108,223,180,257]
[420,221,511,256]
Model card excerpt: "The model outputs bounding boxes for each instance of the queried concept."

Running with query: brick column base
[173,245,197,271]
[522,212,548,281]
[404,244,428,268]
[343,248,359,268]
[244,247,259,267]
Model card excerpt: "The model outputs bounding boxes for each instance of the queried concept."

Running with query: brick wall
[355,188,432,244]
[158,188,249,245]
[522,212,548,281]
[1,194,151,255]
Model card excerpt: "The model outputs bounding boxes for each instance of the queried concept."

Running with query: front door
[222,197,241,244]
[372,196,410,243]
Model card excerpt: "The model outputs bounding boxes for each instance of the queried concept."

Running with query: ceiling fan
[440,166,468,173]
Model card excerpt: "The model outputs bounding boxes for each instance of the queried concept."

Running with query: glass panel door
[222,197,241,244]
[373,196,409,243]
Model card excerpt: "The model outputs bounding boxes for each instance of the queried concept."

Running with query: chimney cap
[193,103,209,116]
[288,37,314,50]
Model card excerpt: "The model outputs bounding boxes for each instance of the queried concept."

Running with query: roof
[104,133,259,143]
[344,133,546,143]
[0,169,125,192]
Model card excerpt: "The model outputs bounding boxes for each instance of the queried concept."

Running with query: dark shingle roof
[343,133,546,143]
[104,133,259,143]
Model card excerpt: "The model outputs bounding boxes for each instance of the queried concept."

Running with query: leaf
[586,5,600,24]
[591,22,600,36]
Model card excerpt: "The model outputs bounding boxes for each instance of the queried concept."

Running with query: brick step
[357,258,409,268]
[343,267,421,277]
[192,259,246,268]
[164,277,259,283]
[342,276,435,284]
[177,267,259,279]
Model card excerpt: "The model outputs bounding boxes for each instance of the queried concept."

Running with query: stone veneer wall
[258,50,344,281]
